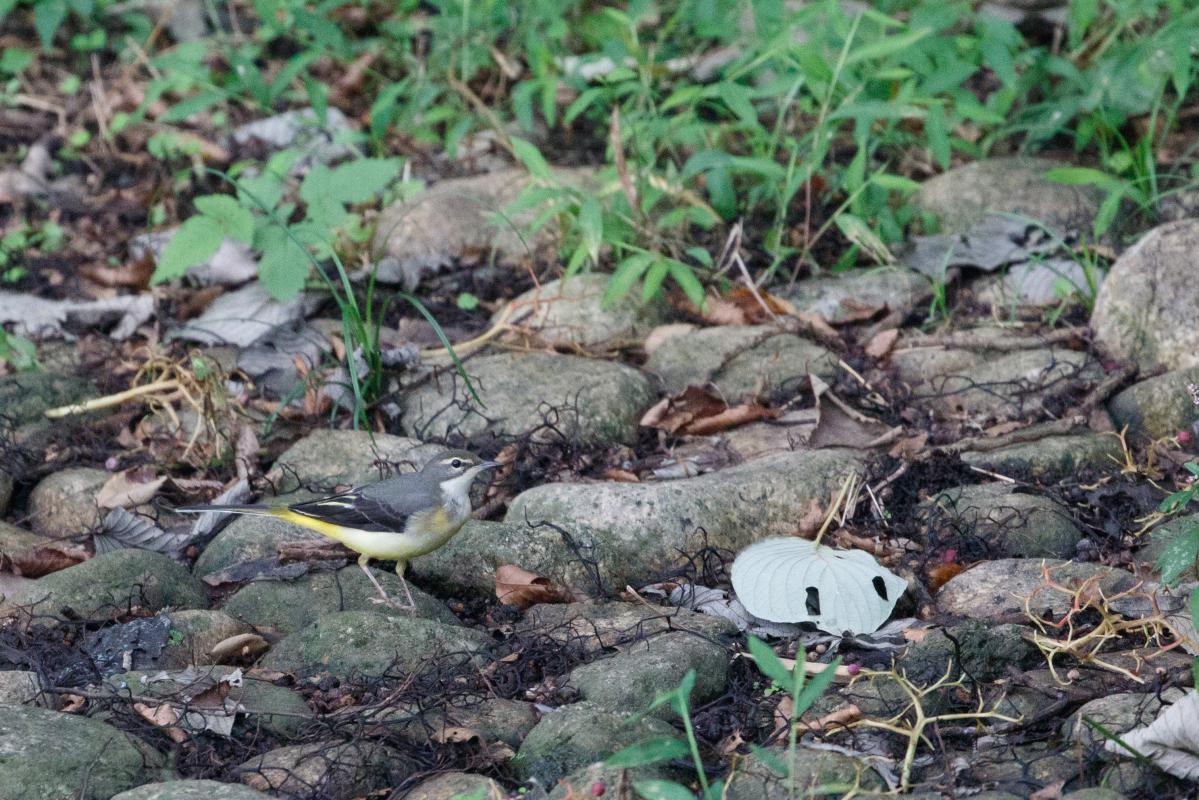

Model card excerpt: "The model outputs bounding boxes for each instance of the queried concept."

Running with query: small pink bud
[846,663,861,676]
[105,456,119,471]
[941,548,957,563]
[591,780,606,796]
[1178,430,1192,445]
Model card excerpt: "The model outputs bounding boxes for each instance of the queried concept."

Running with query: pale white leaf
[730,538,907,635]
[1105,690,1199,780]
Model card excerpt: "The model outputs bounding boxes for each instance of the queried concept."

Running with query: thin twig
[44,379,181,418]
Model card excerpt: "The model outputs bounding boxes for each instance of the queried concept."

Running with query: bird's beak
[479,460,501,471]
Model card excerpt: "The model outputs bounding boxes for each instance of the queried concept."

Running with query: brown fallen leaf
[602,468,640,483]
[641,384,774,436]
[926,562,966,592]
[96,467,167,509]
[60,694,86,713]
[7,546,87,577]
[134,701,188,743]
[864,328,899,359]
[902,626,930,643]
[1029,781,1065,800]
[494,564,570,608]
[796,703,864,733]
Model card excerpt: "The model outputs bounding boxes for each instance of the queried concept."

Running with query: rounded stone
[914,157,1104,235]
[897,620,1039,686]
[513,701,680,786]
[379,697,539,749]
[268,429,436,493]
[1092,220,1199,370]
[1107,365,1199,442]
[1063,689,1184,754]
[500,273,666,349]
[922,483,1082,559]
[644,325,838,400]
[160,610,254,668]
[415,450,863,594]
[221,565,457,631]
[27,467,108,536]
[113,780,268,799]
[724,746,885,798]
[0,703,162,800]
[5,549,207,619]
[959,433,1124,483]
[234,739,413,798]
[937,559,1138,622]
[568,631,728,717]
[404,772,506,800]
[402,351,655,447]
[0,670,40,704]
[785,267,931,324]
[108,666,310,738]
[0,372,96,427]
[260,609,490,677]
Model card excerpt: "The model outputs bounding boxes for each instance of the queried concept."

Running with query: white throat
[438,468,487,520]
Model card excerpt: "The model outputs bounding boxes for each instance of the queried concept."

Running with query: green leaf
[159,90,225,123]
[456,292,480,310]
[194,195,254,243]
[34,0,67,49]
[578,196,603,264]
[749,743,788,776]
[605,737,690,768]
[643,258,669,302]
[792,656,841,716]
[603,253,653,307]
[300,158,402,206]
[924,104,950,170]
[1156,523,1199,587]
[510,136,550,179]
[747,636,792,688]
[152,216,224,283]
[1093,187,1127,239]
[634,780,696,800]
[1185,462,1199,478]
[844,27,931,66]
[256,227,309,301]
[718,82,757,126]
[1044,167,1125,191]
[668,259,705,309]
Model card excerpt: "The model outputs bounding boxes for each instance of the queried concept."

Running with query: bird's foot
[369,596,415,612]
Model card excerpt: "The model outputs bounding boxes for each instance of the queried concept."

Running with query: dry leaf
[602,468,640,483]
[902,627,930,643]
[494,564,570,608]
[431,725,481,744]
[60,694,86,713]
[96,468,167,509]
[864,329,899,359]
[7,546,87,577]
[1029,781,1064,800]
[134,701,188,743]
[926,562,966,592]
[889,432,929,460]
[641,384,774,436]
[795,498,826,539]
[209,633,270,662]
[796,703,864,733]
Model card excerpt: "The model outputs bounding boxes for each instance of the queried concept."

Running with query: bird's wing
[286,474,439,532]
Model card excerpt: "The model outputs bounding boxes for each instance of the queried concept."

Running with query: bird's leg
[358,554,398,607]
[395,560,417,612]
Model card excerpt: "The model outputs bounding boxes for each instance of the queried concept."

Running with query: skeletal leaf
[731,538,907,634]
[1105,689,1199,780]
[95,508,194,558]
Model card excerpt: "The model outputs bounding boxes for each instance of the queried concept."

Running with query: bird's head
[421,449,500,494]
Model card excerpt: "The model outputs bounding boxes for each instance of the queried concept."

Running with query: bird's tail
[175,504,284,517]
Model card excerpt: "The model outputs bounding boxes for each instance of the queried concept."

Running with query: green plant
[0,330,37,371]
[603,637,839,799]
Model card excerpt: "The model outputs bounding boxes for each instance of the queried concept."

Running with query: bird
[178,449,500,610]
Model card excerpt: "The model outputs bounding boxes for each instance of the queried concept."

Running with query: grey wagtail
[178,449,500,610]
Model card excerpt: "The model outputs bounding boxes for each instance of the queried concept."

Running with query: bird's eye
[450,458,463,469]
